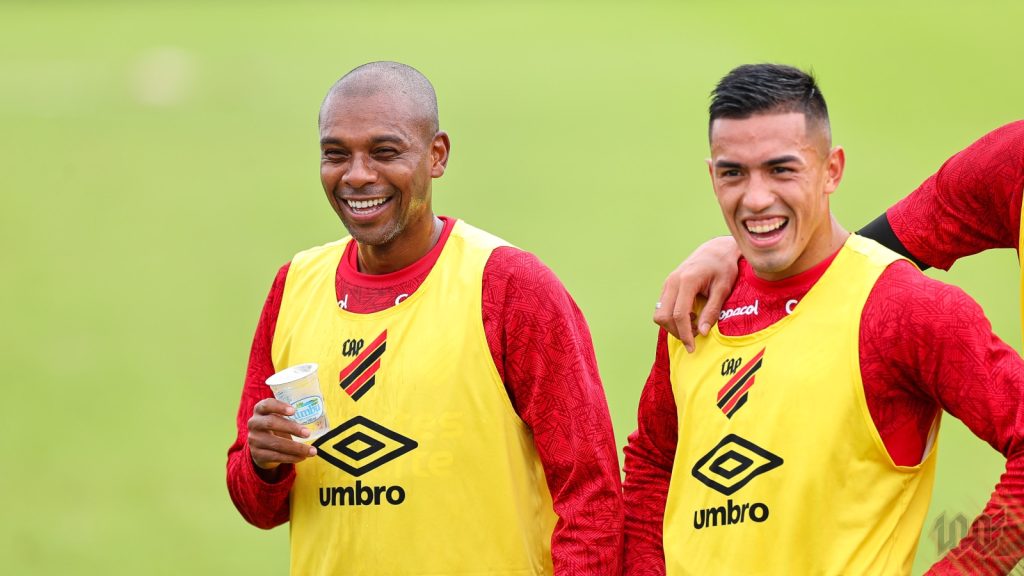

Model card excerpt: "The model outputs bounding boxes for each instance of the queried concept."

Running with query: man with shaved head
[226,61,624,575]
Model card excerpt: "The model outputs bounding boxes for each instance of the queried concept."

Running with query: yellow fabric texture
[272,220,556,575]
[664,234,939,576]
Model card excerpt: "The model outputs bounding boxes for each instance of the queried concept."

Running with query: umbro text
[693,499,769,529]
[319,481,406,506]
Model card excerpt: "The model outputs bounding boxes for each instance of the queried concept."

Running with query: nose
[741,173,776,213]
[342,154,377,188]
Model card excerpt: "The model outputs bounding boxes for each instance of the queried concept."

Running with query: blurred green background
[2,1,1022,574]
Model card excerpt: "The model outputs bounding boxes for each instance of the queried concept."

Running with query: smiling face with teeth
[319,70,450,274]
[708,111,848,281]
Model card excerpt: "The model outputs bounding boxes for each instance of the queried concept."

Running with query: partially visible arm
[861,263,1024,574]
[225,263,296,530]
[653,236,742,349]
[867,121,1024,270]
[857,213,931,269]
[623,330,677,576]
[482,247,624,576]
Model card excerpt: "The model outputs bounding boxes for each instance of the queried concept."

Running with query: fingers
[249,433,317,469]
[653,285,676,336]
[671,285,700,354]
[654,235,743,353]
[254,397,296,417]
[654,277,695,349]
[248,398,317,470]
[696,246,741,339]
[698,283,728,338]
[653,256,708,351]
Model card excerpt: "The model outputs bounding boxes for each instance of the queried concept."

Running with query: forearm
[623,330,677,575]
[623,434,671,576]
[490,249,624,575]
[928,456,1024,575]
[540,440,625,576]
[226,364,296,527]
[512,328,624,575]
[226,262,294,529]
[226,440,294,529]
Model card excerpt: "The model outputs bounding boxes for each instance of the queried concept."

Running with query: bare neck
[356,215,443,275]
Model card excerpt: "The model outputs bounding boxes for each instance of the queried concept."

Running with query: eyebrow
[319,134,409,147]
[370,134,408,145]
[713,155,804,170]
[713,159,744,170]
[764,155,802,166]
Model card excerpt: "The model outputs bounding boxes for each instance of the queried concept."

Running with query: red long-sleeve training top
[227,216,624,575]
[625,121,1024,575]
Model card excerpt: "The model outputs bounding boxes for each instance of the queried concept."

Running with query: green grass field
[2,1,1022,573]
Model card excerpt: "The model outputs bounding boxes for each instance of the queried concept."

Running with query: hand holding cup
[248,363,331,470]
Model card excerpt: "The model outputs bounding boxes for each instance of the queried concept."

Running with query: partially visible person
[226,61,623,575]
[625,64,1024,575]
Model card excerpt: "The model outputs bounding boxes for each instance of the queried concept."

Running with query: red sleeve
[887,120,1024,270]
[622,329,676,576]
[482,246,624,575]
[225,263,296,529]
[858,262,1024,574]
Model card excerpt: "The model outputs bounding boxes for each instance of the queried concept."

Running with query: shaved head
[320,61,439,141]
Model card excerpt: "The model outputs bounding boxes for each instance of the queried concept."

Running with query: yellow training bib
[664,234,938,576]
[272,220,556,575]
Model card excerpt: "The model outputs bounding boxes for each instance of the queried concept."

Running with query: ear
[430,131,451,178]
[823,146,845,194]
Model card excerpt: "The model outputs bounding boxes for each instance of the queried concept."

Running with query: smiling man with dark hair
[624,64,1024,574]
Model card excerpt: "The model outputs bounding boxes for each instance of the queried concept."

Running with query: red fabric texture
[226,217,624,574]
[888,120,1024,269]
[884,121,1024,574]
[624,250,1024,574]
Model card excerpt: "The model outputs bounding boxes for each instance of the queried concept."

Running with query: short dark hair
[709,64,829,140]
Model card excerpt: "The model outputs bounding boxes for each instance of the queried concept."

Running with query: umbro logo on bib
[314,415,418,477]
[692,434,782,496]
[691,434,783,530]
[314,416,418,507]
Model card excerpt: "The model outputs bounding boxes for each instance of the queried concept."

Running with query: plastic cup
[265,363,330,442]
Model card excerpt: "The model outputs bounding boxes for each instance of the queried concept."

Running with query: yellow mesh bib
[664,235,938,575]
[273,221,556,575]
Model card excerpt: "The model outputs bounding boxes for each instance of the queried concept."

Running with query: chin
[748,254,795,279]
[348,222,402,247]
